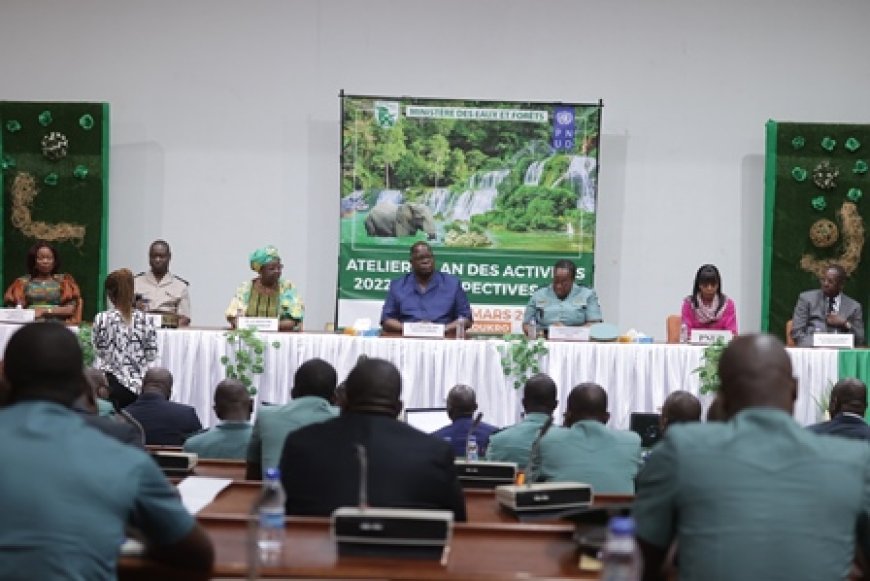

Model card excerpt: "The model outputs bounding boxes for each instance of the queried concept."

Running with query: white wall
[3,0,869,338]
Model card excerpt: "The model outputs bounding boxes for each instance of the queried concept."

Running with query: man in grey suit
[791,264,864,347]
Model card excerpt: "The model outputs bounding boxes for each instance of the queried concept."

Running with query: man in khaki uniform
[134,240,191,326]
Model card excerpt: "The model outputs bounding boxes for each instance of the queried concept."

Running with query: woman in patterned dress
[3,241,82,324]
[225,245,304,332]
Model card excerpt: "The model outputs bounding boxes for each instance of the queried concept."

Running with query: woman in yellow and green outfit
[225,245,304,332]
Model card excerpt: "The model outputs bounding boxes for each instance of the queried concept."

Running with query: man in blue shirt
[0,322,213,579]
[381,242,472,336]
[431,384,498,457]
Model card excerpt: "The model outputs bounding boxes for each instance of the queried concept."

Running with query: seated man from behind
[808,378,870,441]
[539,382,641,494]
[280,358,466,520]
[125,367,203,445]
[635,334,870,581]
[246,357,338,479]
[0,322,213,579]
[659,390,702,435]
[486,373,557,469]
[184,379,252,459]
[431,384,498,457]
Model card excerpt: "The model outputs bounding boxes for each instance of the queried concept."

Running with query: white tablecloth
[0,324,837,429]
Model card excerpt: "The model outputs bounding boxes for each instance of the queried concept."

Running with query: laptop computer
[403,407,448,433]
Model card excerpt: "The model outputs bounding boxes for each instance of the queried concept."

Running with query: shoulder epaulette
[175,275,189,285]
[134,271,146,277]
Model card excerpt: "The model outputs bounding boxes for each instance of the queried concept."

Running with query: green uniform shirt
[634,408,870,581]
[485,413,552,469]
[523,284,602,329]
[539,420,641,494]
[183,421,252,460]
[247,396,338,475]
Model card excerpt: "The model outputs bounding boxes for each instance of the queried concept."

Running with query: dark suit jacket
[280,412,466,521]
[808,413,870,441]
[125,392,203,445]
[791,289,865,347]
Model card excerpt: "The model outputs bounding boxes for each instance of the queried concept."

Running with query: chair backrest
[666,315,681,344]
[785,319,795,347]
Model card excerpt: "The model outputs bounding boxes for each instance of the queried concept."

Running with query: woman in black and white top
[93,268,158,409]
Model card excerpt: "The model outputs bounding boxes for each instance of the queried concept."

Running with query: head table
[0,324,835,429]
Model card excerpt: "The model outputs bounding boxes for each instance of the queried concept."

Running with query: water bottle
[601,516,642,581]
[679,323,689,344]
[456,316,466,340]
[255,467,286,562]
[466,434,479,461]
[527,318,538,340]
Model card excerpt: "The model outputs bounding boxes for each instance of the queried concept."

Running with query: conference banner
[337,94,602,333]
[763,120,870,341]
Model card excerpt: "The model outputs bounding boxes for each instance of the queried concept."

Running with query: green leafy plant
[693,338,727,394]
[498,334,549,389]
[77,323,95,367]
[220,327,280,395]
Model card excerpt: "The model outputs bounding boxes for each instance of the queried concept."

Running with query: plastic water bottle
[679,323,689,344]
[527,318,538,340]
[601,516,642,581]
[466,434,479,461]
[255,467,286,562]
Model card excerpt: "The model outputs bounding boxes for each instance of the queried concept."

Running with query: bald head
[522,373,557,415]
[344,358,403,417]
[446,384,477,420]
[718,334,796,419]
[214,379,252,421]
[565,382,609,426]
[660,390,702,433]
[829,378,867,418]
[141,367,173,399]
[4,322,84,406]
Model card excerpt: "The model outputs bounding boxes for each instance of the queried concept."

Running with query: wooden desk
[193,481,630,526]
[193,459,246,480]
[121,516,597,580]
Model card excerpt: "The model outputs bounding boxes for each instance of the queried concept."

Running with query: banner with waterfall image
[337,94,602,333]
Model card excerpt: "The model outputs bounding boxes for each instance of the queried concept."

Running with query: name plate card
[403,322,445,338]
[690,329,733,345]
[237,317,279,332]
[813,333,854,349]
[547,325,590,341]
[145,313,164,328]
[0,308,35,324]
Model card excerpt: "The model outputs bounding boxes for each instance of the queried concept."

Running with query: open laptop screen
[403,407,447,434]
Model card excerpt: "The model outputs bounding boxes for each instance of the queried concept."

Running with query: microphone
[465,412,483,457]
[524,416,555,485]
[355,443,368,510]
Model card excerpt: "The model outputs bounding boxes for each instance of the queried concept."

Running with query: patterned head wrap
[249,245,280,273]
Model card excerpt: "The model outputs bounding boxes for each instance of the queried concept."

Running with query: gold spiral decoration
[800,201,864,277]
[9,172,86,245]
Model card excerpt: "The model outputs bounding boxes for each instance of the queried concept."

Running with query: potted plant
[498,334,549,389]
[693,338,727,394]
[220,327,280,395]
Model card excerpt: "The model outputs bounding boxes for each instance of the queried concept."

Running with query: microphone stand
[465,412,483,458]
[524,416,554,484]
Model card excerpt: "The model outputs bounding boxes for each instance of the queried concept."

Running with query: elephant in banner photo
[364,202,437,240]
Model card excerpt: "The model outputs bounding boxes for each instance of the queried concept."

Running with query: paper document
[177,476,232,514]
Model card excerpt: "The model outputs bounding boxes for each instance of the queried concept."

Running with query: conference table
[0,323,840,428]
[119,478,628,580]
